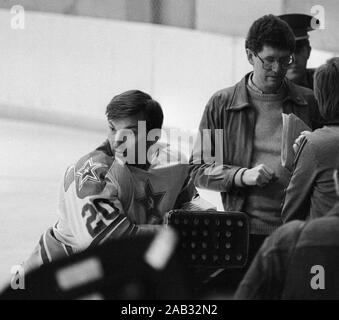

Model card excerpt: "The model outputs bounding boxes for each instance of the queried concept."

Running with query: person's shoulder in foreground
[235,168,339,300]
[233,219,305,300]
[234,205,339,300]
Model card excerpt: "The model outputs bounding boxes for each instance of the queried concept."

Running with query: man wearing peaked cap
[279,13,318,90]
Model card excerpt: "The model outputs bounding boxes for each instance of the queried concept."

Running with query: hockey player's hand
[293,130,311,154]
[242,164,276,187]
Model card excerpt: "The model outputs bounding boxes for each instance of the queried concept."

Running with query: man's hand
[242,164,276,187]
[293,131,311,154]
[163,211,170,226]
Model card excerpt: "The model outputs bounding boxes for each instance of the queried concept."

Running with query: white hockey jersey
[24,140,195,271]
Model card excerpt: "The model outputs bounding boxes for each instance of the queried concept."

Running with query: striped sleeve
[39,227,74,264]
[89,215,139,248]
[23,227,75,273]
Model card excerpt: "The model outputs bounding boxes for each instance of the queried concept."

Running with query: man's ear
[246,49,255,66]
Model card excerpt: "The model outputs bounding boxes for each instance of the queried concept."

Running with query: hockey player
[24,90,196,272]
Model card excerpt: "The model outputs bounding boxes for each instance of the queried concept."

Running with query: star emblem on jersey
[76,158,107,191]
[137,180,166,223]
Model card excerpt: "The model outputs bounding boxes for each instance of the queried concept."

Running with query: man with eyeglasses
[190,15,320,290]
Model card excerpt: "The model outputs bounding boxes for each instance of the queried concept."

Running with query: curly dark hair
[245,14,295,53]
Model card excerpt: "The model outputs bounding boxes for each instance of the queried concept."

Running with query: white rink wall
[0,9,251,132]
[0,9,336,131]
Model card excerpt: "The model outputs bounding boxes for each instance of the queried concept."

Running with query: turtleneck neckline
[248,72,285,96]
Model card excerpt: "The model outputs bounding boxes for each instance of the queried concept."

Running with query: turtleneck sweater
[236,75,291,235]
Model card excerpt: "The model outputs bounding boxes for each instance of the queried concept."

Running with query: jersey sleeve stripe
[129,226,138,237]
[43,228,71,262]
[89,215,131,248]
[61,243,68,256]
[64,244,74,256]
[43,231,53,262]
[97,217,129,244]
[39,234,50,264]
[123,224,138,237]
[61,243,74,256]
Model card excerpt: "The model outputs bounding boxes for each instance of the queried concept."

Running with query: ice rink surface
[0,118,222,290]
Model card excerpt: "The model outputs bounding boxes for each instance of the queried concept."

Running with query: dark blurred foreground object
[279,13,318,90]
[0,228,191,300]
[168,210,249,297]
[168,210,249,269]
[1,211,250,300]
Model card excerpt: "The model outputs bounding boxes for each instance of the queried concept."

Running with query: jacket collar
[227,73,252,110]
[283,78,308,106]
[227,72,308,110]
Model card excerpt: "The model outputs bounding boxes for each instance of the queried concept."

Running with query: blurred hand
[162,211,170,226]
[293,131,311,154]
[242,164,276,187]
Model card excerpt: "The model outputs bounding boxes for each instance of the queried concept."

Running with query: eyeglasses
[255,53,294,70]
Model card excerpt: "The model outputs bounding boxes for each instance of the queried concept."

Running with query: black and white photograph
[1,0,339,304]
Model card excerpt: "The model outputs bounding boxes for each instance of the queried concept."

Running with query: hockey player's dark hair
[245,14,295,54]
[106,90,164,131]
